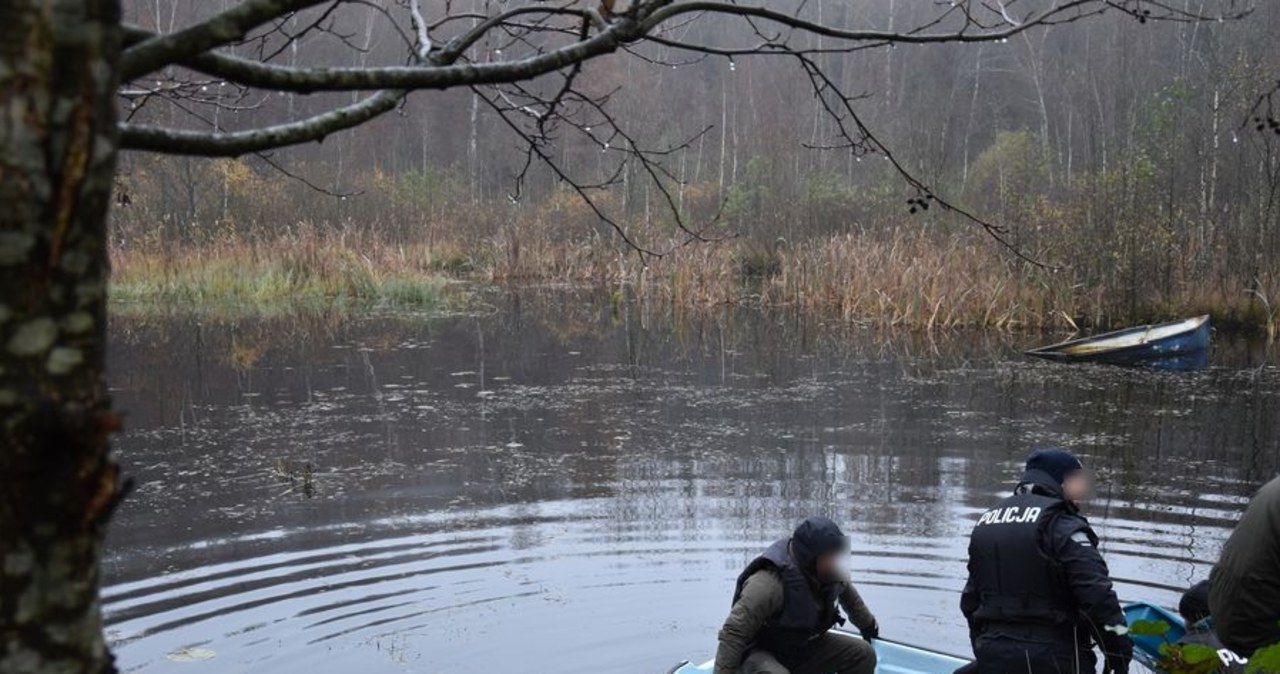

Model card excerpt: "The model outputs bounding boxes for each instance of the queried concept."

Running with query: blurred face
[815,551,852,582]
[815,551,838,580]
[1063,470,1092,503]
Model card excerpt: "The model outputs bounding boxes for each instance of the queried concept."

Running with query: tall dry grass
[108,221,1130,330]
[112,221,1280,330]
[620,229,1082,329]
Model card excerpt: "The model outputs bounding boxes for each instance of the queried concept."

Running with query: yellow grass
[110,226,457,314]
[109,223,1091,329]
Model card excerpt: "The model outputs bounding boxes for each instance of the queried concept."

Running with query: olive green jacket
[713,569,876,674]
[1211,475,1280,655]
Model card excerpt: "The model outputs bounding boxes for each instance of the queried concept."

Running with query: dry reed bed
[108,225,1175,331]
[624,233,1072,329]
[111,213,1280,333]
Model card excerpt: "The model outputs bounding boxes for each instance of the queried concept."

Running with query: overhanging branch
[122,0,332,81]
[119,90,404,156]
[639,0,1248,43]
[124,20,635,94]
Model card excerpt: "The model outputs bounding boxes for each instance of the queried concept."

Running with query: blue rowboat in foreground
[1124,601,1186,672]
[1025,315,1210,368]
[667,601,1184,674]
[666,633,970,674]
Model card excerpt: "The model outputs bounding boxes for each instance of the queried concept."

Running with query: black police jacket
[960,470,1132,661]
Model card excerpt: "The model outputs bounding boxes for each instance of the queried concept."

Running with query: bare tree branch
[406,0,432,58]
[641,0,1248,44]
[122,0,331,80]
[120,89,404,155]
[121,19,636,94]
[123,0,1249,95]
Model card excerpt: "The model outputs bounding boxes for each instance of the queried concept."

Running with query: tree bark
[0,2,124,674]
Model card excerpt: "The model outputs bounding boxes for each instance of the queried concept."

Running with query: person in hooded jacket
[714,516,880,674]
[1176,580,1248,674]
[959,448,1133,674]
[1210,475,1280,658]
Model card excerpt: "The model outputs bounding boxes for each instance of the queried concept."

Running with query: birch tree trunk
[0,2,123,673]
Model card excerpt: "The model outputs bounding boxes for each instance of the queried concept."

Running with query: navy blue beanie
[1025,448,1084,485]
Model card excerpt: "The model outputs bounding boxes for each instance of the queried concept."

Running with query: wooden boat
[1025,315,1210,366]
[666,633,970,674]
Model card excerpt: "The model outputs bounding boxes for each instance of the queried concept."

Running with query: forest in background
[112,0,1280,332]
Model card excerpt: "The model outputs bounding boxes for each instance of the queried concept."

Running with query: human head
[1024,448,1090,502]
[790,516,850,582]
[1180,580,1212,625]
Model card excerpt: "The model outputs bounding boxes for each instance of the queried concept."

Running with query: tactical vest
[968,491,1096,630]
[733,538,840,656]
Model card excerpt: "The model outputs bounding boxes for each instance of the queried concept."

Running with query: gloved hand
[1104,652,1129,674]
[1101,630,1132,674]
[860,619,880,642]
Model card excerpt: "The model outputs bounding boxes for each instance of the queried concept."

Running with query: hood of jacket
[789,516,848,579]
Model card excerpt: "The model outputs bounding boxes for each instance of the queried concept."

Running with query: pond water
[102,293,1280,674]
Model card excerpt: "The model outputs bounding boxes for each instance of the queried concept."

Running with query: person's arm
[959,574,980,645]
[714,570,783,674]
[1054,525,1133,672]
[838,582,878,637]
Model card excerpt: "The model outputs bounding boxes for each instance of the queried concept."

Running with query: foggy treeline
[114,1,1280,326]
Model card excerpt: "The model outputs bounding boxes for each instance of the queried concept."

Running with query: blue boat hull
[1063,323,1209,365]
[666,633,969,674]
[668,601,1187,674]
[1026,315,1210,368]
[1124,601,1187,672]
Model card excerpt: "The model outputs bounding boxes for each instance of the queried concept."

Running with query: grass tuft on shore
[111,230,460,315]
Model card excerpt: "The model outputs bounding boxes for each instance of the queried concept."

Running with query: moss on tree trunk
[0,1,123,673]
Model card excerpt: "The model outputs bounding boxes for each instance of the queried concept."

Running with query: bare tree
[0,1,1248,673]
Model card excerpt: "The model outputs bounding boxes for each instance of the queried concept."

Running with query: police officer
[960,448,1133,674]
[714,516,879,674]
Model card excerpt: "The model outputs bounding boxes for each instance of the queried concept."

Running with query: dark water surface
[103,294,1280,673]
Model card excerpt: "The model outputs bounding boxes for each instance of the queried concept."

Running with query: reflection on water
[103,293,1280,673]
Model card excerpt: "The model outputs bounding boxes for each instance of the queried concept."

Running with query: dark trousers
[741,633,877,674]
[966,635,1095,674]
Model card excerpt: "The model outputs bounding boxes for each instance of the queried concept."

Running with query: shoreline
[108,230,1279,337]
